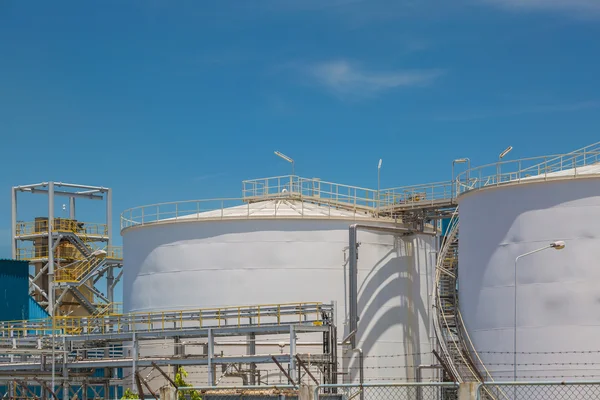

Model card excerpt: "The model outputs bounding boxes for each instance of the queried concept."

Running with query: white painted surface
[123,204,436,383]
[458,178,600,380]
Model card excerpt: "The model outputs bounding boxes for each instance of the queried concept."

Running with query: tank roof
[173,198,373,220]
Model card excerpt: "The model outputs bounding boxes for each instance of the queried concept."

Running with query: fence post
[300,384,315,400]
[458,382,478,400]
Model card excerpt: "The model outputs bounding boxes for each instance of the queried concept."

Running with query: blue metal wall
[0,259,29,321]
[28,295,49,320]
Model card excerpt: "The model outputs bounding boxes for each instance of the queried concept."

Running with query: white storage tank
[458,164,600,381]
[122,196,437,383]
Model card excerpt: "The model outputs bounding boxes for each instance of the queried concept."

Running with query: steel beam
[24,188,104,200]
[11,187,17,259]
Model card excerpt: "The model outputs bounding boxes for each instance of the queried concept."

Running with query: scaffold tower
[11,182,123,317]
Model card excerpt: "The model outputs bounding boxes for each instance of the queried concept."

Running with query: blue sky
[1,0,600,259]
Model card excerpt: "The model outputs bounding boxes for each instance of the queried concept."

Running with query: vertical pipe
[48,182,55,392]
[207,329,214,386]
[62,336,68,400]
[248,333,256,385]
[348,225,358,349]
[69,197,76,220]
[11,187,17,259]
[353,348,364,400]
[289,326,297,384]
[132,333,138,393]
[107,267,114,313]
[106,188,113,248]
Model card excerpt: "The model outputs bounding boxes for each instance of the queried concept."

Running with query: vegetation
[121,388,138,399]
[120,367,200,400]
[175,367,202,400]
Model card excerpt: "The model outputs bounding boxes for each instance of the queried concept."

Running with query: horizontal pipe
[28,189,104,200]
[54,182,108,191]
[318,382,459,388]
[179,385,298,391]
[15,183,49,190]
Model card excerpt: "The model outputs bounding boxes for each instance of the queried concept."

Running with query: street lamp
[513,241,566,382]
[452,158,470,198]
[377,159,382,214]
[497,146,513,183]
[274,151,295,176]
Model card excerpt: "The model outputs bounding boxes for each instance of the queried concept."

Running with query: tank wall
[123,219,436,382]
[458,179,600,380]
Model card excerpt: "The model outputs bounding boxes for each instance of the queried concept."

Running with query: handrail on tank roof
[455,146,600,196]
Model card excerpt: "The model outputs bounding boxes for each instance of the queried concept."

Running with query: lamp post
[513,241,566,382]
[274,151,295,176]
[451,158,470,198]
[377,159,382,215]
[497,146,513,184]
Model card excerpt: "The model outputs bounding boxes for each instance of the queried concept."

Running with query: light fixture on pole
[497,146,513,183]
[274,151,295,176]
[513,240,566,383]
[452,158,470,198]
[377,159,382,215]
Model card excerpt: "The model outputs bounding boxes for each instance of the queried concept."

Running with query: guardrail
[16,220,108,237]
[120,196,379,231]
[17,245,123,261]
[0,302,331,337]
[379,181,455,210]
[242,175,379,209]
[457,150,600,195]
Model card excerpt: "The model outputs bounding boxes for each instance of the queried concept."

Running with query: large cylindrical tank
[122,198,436,383]
[459,174,600,381]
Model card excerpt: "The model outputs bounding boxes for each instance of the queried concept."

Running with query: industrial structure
[10,182,123,317]
[0,141,599,399]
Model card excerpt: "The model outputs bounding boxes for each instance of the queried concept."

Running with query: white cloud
[305,60,443,99]
[435,101,600,121]
[482,0,600,14]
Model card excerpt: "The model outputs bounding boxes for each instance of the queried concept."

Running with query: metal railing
[457,149,600,195]
[0,302,331,337]
[242,175,379,209]
[379,181,455,210]
[477,381,600,400]
[16,245,122,262]
[121,196,379,231]
[15,220,108,237]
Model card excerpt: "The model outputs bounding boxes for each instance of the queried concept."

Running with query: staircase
[62,232,93,258]
[55,255,106,284]
[69,287,98,315]
[434,210,490,383]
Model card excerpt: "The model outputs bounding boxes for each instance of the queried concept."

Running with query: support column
[107,267,114,311]
[62,337,69,400]
[248,332,256,385]
[132,333,138,393]
[11,187,17,260]
[106,188,112,247]
[69,197,76,220]
[207,329,214,386]
[289,326,297,384]
[48,182,55,316]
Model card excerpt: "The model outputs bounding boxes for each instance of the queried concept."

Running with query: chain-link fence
[316,383,459,400]
[478,382,600,400]
[179,385,300,400]
[179,381,600,400]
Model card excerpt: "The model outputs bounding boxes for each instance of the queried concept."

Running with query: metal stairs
[62,232,93,258]
[433,210,490,383]
[69,287,98,315]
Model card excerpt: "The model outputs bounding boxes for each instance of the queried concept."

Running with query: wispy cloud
[192,172,227,183]
[481,0,600,15]
[301,60,444,100]
[436,100,600,121]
